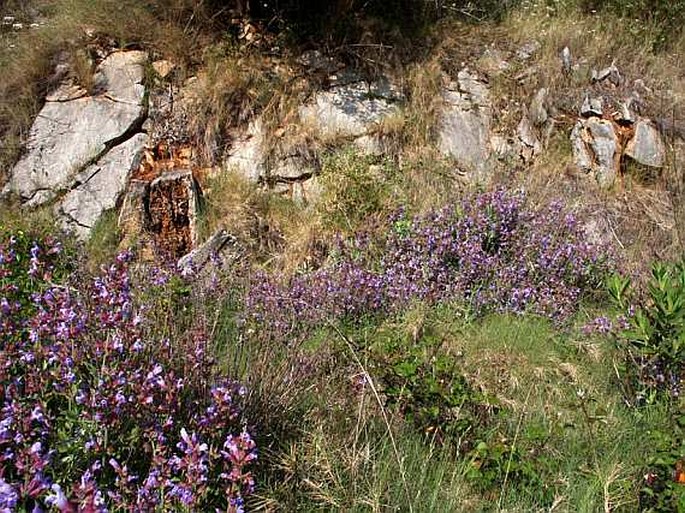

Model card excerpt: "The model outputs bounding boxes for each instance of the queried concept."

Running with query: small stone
[177,229,238,275]
[529,88,548,126]
[580,95,603,117]
[516,41,540,60]
[152,60,175,79]
[517,114,541,161]
[561,47,572,73]
[614,99,636,125]
[596,63,621,86]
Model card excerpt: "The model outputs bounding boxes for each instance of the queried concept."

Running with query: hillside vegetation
[0,0,684,512]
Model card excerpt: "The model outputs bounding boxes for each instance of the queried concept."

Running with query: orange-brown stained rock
[148,169,198,258]
[131,142,193,182]
[120,142,204,260]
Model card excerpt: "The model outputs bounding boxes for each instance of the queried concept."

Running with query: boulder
[7,51,147,206]
[57,133,147,240]
[625,118,666,168]
[438,70,493,182]
[588,118,620,188]
[570,118,620,188]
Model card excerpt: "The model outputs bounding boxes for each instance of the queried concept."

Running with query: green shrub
[608,261,685,402]
[366,311,490,447]
[317,150,397,233]
[640,413,685,513]
[608,261,685,512]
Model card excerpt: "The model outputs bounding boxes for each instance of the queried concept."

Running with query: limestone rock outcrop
[298,73,402,144]
[438,70,494,182]
[57,133,147,239]
[7,51,148,206]
[625,119,666,168]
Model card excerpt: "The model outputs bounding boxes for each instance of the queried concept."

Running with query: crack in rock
[8,50,148,206]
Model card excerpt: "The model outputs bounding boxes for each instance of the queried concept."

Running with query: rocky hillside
[0,2,685,512]
[0,1,683,271]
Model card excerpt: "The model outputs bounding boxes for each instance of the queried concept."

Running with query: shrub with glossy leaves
[0,233,256,512]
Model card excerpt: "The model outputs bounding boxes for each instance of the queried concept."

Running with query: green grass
[85,207,121,270]
[238,305,671,511]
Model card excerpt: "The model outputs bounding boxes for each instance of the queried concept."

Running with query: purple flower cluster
[0,234,256,512]
[247,190,613,341]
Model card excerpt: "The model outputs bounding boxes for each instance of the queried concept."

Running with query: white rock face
[271,155,315,181]
[8,51,147,205]
[224,119,266,182]
[226,73,400,186]
[438,70,493,182]
[299,76,401,140]
[56,133,147,239]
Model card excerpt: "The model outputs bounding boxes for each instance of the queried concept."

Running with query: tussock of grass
[85,207,121,271]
